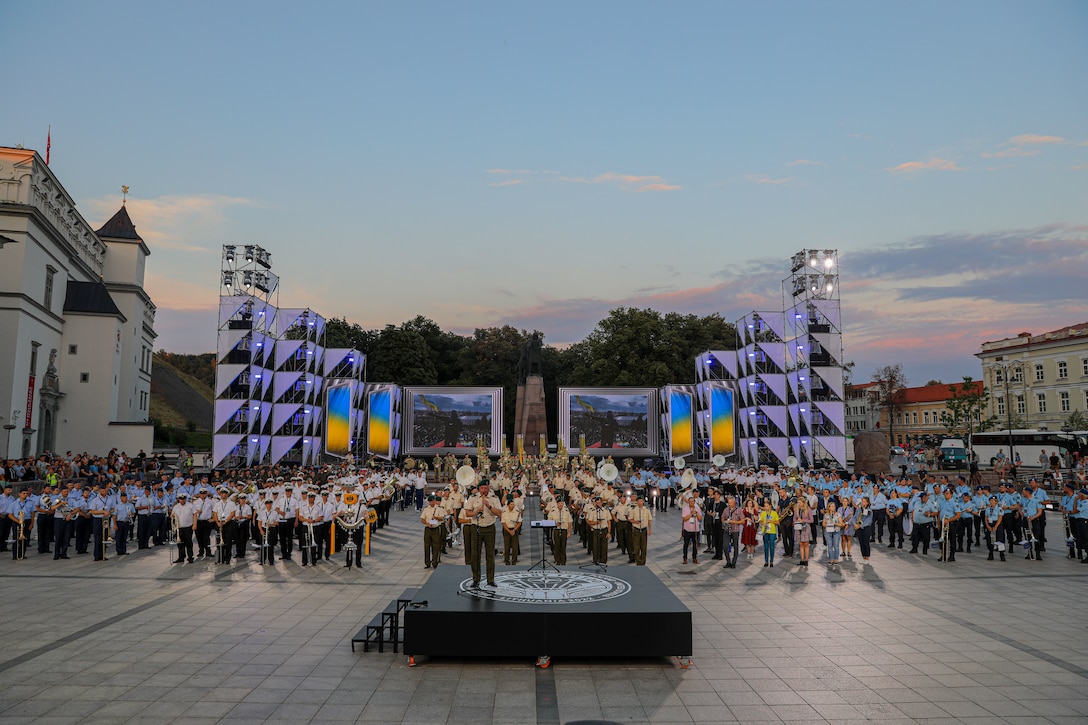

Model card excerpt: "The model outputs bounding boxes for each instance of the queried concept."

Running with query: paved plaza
[1,501,1086,724]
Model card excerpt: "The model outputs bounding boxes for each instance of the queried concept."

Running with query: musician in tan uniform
[585,495,611,564]
[628,495,653,565]
[501,497,522,565]
[612,494,631,558]
[465,481,502,586]
[552,498,574,565]
[421,495,445,569]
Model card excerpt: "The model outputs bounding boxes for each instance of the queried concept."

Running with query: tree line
[160,308,739,443]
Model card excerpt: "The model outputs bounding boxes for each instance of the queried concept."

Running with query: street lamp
[985,361,1022,465]
[3,410,21,457]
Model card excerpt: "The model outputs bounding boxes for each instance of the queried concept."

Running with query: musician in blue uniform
[112,492,135,556]
[1021,487,1043,560]
[8,488,35,560]
[984,494,1005,561]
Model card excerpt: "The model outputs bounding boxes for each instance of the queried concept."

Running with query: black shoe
[424,564,431,569]
[987,555,994,561]
[173,558,184,563]
[711,555,723,560]
[909,549,918,554]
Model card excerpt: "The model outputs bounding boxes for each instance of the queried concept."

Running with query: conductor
[465,480,502,587]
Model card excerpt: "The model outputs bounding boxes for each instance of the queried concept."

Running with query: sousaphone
[712,454,726,468]
[598,462,620,482]
[455,465,477,487]
[680,468,697,490]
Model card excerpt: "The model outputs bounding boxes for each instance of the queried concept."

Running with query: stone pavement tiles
[0,500,1086,723]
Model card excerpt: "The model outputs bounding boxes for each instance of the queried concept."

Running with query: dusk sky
[7,1,1087,387]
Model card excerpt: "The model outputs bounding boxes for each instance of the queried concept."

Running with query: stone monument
[853,431,891,474]
[514,332,548,455]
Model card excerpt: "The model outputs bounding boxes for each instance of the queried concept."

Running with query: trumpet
[15,511,26,559]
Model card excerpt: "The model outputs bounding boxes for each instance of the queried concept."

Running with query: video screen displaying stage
[403,386,502,455]
[559,387,658,457]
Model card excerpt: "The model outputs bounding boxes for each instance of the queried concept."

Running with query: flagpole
[46,126,51,165]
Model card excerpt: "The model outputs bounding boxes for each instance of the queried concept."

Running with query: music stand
[527,520,559,573]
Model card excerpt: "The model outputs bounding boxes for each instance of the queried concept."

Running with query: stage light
[808,251,819,267]
[224,245,236,262]
[824,257,834,269]
[254,374,261,380]
[825,282,834,292]
[222,272,233,287]
[243,270,253,288]
[244,245,255,262]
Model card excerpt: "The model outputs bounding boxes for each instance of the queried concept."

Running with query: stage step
[351,588,419,654]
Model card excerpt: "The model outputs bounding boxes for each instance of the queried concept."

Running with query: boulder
[854,431,891,474]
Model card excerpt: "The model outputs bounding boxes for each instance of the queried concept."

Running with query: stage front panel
[403,565,692,658]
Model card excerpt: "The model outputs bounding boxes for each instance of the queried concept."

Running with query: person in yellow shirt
[758,499,781,568]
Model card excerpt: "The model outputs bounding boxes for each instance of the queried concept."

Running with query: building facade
[976,323,1088,432]
[0,146,155,459]
[882,381,984,447]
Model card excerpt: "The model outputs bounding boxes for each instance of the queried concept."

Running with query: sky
[5,1,1088,387]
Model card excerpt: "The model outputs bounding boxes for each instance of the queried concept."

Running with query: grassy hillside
[150,352,214,433]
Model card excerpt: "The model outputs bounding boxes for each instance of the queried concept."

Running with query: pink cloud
[559,171,681,192]
[886,158,961,174]
[747,174,796,185]
[786,159,826,167]
[1007,134,1065,145]
[981,147,1039,159]
[488,179,524,187]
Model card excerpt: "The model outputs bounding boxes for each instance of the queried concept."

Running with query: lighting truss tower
[783,249,847,468]
[213,245,279,468]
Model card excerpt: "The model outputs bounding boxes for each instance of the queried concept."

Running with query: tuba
[404,457,416,470]
[455,465,477,487]
[680,468,697,491]
[337,492,367,532]
[598,463,620,483]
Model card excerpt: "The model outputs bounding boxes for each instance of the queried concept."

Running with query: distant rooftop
[95,204,142,241]
[979,322,1088,355]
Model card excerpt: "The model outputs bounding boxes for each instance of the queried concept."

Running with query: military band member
[35,485,55,554]
[909,491,936,554]
[72,488,92,554]
[501,497,522,565]
[88,487,111,561]
[276,484,298,561]
[628,495,652,565]
[1021,486,1043,560]
[585,495,611,565]
[885,491,905,549]
[113,492,135,556]
[552,499,574,565]
[212,487,238,564]
[234,494,253,560]
[465,481,502,586]
[256,498,279,565]
[458,491,478,566]
[193,489,214,558]
[171,493,196,564]
[421,495,444,569]
[318,490,335,561]
[984,494,1006,561]
[149,484,168,546]
[613,494,631,559]
[298,492,322,566]
[52,492,74,560]
[8,488,34,560]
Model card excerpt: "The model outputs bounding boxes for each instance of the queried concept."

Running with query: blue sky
[6,1,1087,386]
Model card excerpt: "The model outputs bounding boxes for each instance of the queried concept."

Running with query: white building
[977,322,1088,432]
[0,146,155,459]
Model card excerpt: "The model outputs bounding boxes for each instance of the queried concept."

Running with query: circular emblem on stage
[458,570,631,604]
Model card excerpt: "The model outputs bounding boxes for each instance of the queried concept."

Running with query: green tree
[1065,409,1088,431]
[939,376,995,441]
[367,325,437,385]
[323,316,374,352]
[400,315,468,384]
[563,307,737,387]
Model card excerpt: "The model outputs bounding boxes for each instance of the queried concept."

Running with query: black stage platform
[403,565,692,659]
